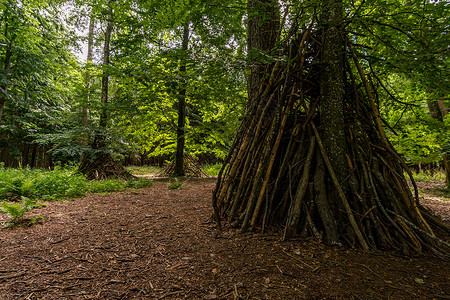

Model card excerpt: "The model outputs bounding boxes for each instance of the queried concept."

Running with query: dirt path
[0,178,449,299]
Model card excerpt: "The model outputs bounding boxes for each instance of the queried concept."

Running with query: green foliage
[346,0,449,166]
[33,168,88,200]
[0,0,82,165]
[0,197,39,227]
[168,177,184,190]
[126,165,162,175]
[0,167,153,201]
[88,179,126,193]
[410,171,446,183]
[203,163,222,176]
[381,76,449,164]
[0,167,88,200]
[24,0,247,168]
[125,177,153,189]
[0,166,153,226]
[0,0,447,175]
[109,0,247,161]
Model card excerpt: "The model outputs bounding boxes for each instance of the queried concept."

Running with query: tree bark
[174,22,190,176]
[427,99,449,188]
[92,16,113,150]
[82,15,95,130]
[319,0,347,230]
[0,22,13,122]
[99,21,113,129]
[78,2,131,180]
[247,0,279,108]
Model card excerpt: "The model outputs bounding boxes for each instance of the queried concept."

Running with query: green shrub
[0,168,36,198]
[0,166,154,200]
[0,167,87,201]
[168,178,184,190]
[410,171,446,182]
[0,197,39,227]
[88,179,127,193]
[0,167,154,227]
[126,177,153,189]
[203,163,222,176]
[32,168,88,200]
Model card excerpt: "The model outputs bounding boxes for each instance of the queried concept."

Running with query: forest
[0,0,446,176]
[0,0,449,298]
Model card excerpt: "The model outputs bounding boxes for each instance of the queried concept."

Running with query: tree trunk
[247,0,280,108]
[174,22,190,176]
[78,2,132,180]
[427,99,449,188]
[30,144,37,169]
[0,25,13,122]
[99,22,112,129]
[92,17,112,150]
[317,0,346,243]
[82,15,95,131]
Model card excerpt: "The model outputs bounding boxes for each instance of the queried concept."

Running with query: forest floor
[0,178,449,299]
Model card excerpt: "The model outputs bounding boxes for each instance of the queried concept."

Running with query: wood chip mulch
[0,178,449,299]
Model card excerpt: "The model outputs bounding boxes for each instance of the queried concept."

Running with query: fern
[168,178,184,190]
[0,197,38,227]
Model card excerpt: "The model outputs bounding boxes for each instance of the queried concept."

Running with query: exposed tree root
[212,30,449,256]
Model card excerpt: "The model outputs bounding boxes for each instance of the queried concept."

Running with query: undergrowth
[203,163,222,176]
[410,170,446,182]
[126,165,162,175]
[0,197,40,227]
[0,165,153,226]
[168,178,184,190]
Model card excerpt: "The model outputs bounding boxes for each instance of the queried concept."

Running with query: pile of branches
[157,154,210,178]
[79,152,133,180]
[212,30,449,255]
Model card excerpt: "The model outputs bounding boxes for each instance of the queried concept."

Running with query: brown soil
[0,178,449,299]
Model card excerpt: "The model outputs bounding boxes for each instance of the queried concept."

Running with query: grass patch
[203,163,222,176]
[126,165,162,175]
[0,166,153,201]
[436,188,450,199]
[410,170,446,182]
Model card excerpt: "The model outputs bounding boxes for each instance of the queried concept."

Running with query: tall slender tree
[78,0,131,179]
[174,22,190,176]
[82,14,95,131]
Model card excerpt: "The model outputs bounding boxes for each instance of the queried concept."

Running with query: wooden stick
[311,123,369,251]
